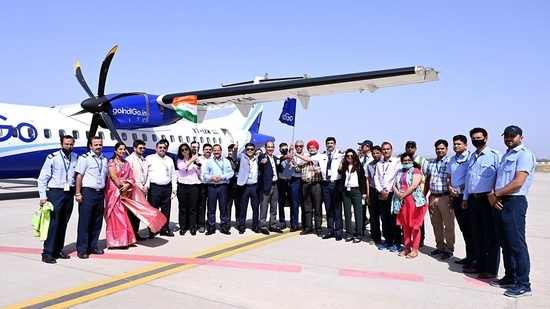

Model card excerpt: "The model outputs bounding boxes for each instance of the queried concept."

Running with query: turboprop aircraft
[0,45,439,179]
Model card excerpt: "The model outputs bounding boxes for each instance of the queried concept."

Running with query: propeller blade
[100,112,123,143]
[88,115,101,140]
[69,109,89,117]
[74,61,95,98]
[97,45,119,97]
[105,92,146,104]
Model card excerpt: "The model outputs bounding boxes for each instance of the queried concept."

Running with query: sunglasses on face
[137,147,146,150]
[158,146,167,149]
[346,154,354,158]
[181,148,189,151]
[246,148,255,151]
[295,145,304,148]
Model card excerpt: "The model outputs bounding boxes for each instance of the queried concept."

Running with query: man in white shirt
[126,139,149,241]
[196,143,212,233]
[146,140,177,238]
[374,142,402,252]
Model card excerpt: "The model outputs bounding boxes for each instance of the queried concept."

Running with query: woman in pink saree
[105,142,167,249]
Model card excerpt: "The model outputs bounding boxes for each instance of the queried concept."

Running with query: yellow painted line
[10,231,298,309]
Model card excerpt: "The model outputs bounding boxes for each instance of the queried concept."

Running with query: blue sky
[1,1,549,158]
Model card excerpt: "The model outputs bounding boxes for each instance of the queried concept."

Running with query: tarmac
[1,174,549,308]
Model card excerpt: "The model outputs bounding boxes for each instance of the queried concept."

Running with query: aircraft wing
[155,66,438,120]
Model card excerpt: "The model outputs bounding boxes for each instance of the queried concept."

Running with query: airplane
[0,45,440,179]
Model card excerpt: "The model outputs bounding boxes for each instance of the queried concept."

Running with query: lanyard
[92,155,103,175]
[60,150,71,182]
[214,158,224,172]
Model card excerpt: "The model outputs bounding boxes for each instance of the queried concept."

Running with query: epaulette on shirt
[81,153,89,158]
[47,153,58,159]
[338,150,345,154]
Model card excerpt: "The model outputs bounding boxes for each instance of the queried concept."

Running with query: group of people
[37,124,535,298]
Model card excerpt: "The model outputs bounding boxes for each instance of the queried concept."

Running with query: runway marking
[464,276,492,286]
[6,231,298,309]
[339,269,424,282]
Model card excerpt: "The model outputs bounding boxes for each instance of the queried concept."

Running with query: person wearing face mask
[462,127,502,279]
[392,152,427,259]
[37,135,78,264]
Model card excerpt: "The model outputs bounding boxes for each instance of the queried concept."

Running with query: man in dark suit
[258,141,283,235]
[232,142,260,234]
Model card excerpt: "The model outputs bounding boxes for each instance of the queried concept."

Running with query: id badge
[63,183,70,191]
[96,174,103,184]
[248,172,253,179]
[327,170,332,178]
[432,176,439,184]
[166,169,170,177]
[346,184,351,191]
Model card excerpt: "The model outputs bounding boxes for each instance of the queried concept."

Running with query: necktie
[326,152,332,180]
[363,156,367,166]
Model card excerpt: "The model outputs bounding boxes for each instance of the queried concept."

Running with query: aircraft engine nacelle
[106,93,181,129]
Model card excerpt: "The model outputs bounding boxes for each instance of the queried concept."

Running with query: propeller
[73,45,142,143]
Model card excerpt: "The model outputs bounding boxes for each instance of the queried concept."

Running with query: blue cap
[502,125,522,136]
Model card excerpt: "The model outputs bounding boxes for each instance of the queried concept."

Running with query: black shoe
[220,228,231,235]
[322,233,335,240]
[281,225,288,230]
[454,258,470,265]
[238,227,245,234]
[290,227,299,232]
[316,230,323,237]
[253,227,261,234]
[205,228,216,235]
[77,252,89,259]
[56,252,71,260]
[353,238,362,243]
[345,237,355,242]
[42,255,57,264]
[190,229,197,236]
[90,249,104,255]
[270,227,283,233]
[261,229,270,235]
[419,241,425,248]
[198,226,205,233]
[300,229,312,235]
[160,230,175,237]
[148,232,156,239]
[136,234,147,241]
[335,236,342,241]
[179,229,186,236]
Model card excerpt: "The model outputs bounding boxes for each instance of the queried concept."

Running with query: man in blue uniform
[74,136,108,259]
[488,125,536,298]
[37,135,78,264]
[462,127,501,278]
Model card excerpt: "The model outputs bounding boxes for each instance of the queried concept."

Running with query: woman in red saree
[105,142,167,249]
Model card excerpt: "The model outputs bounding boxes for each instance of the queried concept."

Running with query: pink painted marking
[464,276,492,286]
[340,269,424,282]
[0,246,301,273]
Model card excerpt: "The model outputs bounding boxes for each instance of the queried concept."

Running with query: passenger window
[170,135,175,143]
[213,137,217,144]
[152,134,158,142]
[161,134,166,140]
[186,136,191,143]
[132,133,138,141]
[58,129,66,138]
[72,130,79,139]
[178,136,183,143]
[44,129,51,139]
[121,132,128,141]
[200,137,204,143]
[207,137,211,143]
[219,138,223,144]
[142,133,148,141]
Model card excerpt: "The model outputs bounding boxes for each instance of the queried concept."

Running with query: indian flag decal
[173,95,198,123]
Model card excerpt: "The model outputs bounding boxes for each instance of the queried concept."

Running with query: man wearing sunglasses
[258,141,284,235]
[232,142,260,234]
[146,140,177,238]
